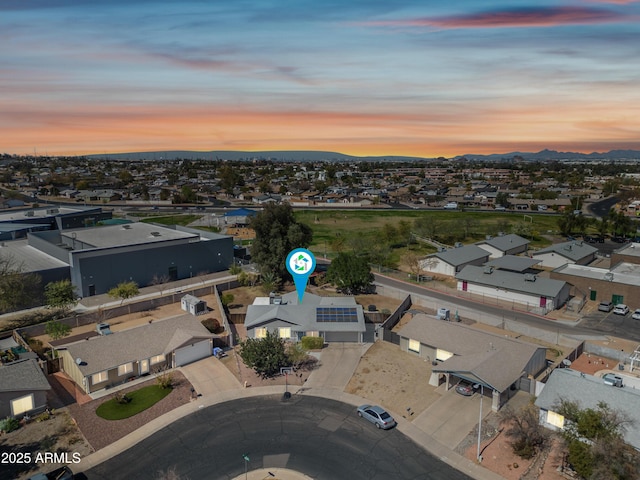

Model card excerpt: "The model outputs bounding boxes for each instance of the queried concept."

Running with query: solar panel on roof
[316,307,358,322]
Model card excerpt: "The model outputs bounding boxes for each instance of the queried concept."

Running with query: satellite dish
[75,358,83,365]
[562,359,572,367]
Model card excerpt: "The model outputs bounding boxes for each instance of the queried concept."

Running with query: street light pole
[477,384,484,462]
[242,454,249,479]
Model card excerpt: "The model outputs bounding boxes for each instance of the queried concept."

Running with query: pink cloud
[366,7,628,29]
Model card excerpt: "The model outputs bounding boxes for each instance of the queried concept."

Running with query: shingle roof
[535,368,640,449]
[397,314,544,392]
[456,265,567,298]
[479,234,529,252]
[533,241,598,262]
[58,314,214,376]
[431,245,489,267]
[0,359,51,393]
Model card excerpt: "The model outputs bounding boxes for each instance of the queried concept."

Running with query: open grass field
[295,209,559,255]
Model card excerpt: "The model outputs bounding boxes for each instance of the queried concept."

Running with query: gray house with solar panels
[244,291,367,342]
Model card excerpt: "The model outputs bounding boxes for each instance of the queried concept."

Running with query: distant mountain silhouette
[83,148,640,162]
[452,149,640,161]
[84,150,431,162]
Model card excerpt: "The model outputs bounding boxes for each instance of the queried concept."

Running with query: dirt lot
[0,408,93,480]
[345,341,441,419]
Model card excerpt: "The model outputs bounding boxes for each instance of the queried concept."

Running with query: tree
[405,251,423,281]
[249,203,313,280]
[414,216,440,239]
[495,191,510,208]
[220,293,234,307]
[45,320,71,340]
[238,331,289,378]
[326,252,374,294]
[499,402,548,459]
[0,254,42,313]
[107,281,139,312]
[555,400,639,479]
[44,280,78,314]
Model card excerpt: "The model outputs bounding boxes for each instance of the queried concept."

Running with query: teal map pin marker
[286,248,316,303]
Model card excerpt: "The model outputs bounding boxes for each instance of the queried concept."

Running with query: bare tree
[149,274,171,296]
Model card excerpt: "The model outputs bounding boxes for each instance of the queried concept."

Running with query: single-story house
[181,294,207,316]
[397,314,546,411]
[476,234,530,259]
[57,315,215,394]
[456,265,571,312]
[535,368,640,450]
[244,291,367,343]
[532,240,598,269]
[0,357,51,418]
[419,244,490,277]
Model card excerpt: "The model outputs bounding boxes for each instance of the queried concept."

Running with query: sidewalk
[77,342,504,480]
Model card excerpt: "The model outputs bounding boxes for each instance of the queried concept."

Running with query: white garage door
[11,394,34,416]
[174,340,211,367]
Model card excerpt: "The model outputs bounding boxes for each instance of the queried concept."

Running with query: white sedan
[632,309,640,321]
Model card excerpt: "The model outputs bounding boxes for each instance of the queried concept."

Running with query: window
[255,328,267,338]
[92,371,108,385]
[306,331,319,337]
[278,327,291,338]
[118,363,133,376]
[546,410,565,429]
[11,394,34,416]
[150,354,165,365]
[408,339,420,353]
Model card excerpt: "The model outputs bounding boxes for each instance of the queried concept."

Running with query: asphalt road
[374,274,598,337]
[578,309,640,341]
[83,396,472,480]
[587,196,619,219]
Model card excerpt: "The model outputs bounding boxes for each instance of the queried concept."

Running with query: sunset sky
[2,1,640,158]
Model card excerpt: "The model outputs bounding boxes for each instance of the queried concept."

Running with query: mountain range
[84,149,640,162]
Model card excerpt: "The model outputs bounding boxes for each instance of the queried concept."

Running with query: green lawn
[96,385,173,420]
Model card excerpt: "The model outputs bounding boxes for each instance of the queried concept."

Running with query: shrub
[201,317,223,334]
[155,368,174,389]
[0,416,20,433]
[301,336,324,350]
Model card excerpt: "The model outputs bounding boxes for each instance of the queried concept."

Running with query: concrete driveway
[179,356,242,397]
[411,386,493,450]
[305,343,372,390]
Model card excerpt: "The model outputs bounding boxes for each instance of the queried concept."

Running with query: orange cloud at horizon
[3,100,640,158]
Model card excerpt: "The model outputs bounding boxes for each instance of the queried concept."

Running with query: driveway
[305,343,372,390]
[179,356,242,397]
[412,386,493,450]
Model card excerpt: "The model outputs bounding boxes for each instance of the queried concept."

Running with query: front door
[140,359,149,375]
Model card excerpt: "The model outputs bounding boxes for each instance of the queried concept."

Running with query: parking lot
[579,308,640,342]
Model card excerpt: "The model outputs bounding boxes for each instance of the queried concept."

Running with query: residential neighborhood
[1,154,640,480]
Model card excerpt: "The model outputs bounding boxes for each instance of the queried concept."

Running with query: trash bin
[619,363,625,371]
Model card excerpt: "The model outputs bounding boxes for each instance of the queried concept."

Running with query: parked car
[455,381,480,396]
[356,405,396,429]
[96,322,112,335]
[632,309,640,321]
[29,466,74,480]
[598,301,614,312]
[613,304,630,316]
[603,373,623,387]
[443,202,458,210]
